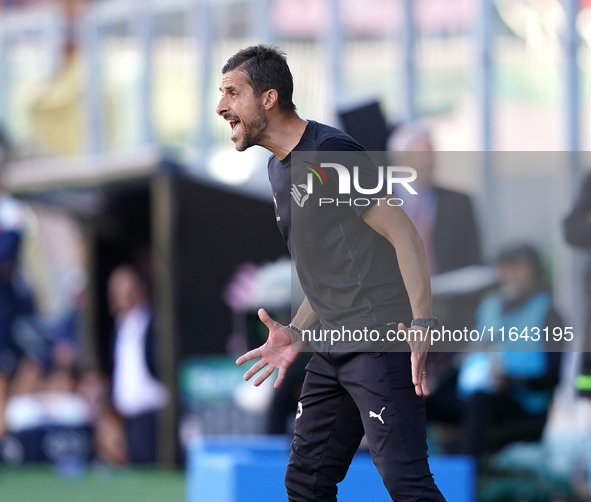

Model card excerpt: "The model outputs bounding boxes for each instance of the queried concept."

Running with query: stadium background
[0,0,590,501]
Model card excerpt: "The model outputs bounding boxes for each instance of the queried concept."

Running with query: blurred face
[394,138,435,186]
[46,369,76,394]
[108,269,144,317]
[498,261,537,302]
[216,69,268,151]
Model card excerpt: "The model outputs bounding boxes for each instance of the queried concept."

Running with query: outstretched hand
[398,322,430,397]
[236,308,303,389]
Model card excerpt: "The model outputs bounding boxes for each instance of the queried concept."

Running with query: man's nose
[216,96,228,116]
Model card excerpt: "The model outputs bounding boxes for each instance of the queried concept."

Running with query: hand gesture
[236,308,303,388]
[398,322,430,397]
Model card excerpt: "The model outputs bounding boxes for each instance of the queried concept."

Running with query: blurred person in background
[0,130,26,437]
[387,123,481,277]
[108,265,168,464]
[564,173,591,398]
[93,404,128,466]
[563,171,591,493]
[2,349,92,465]
[76,370,124,466]
[49,268,86,373]
[429,244,562,461]
[29,0,115,157]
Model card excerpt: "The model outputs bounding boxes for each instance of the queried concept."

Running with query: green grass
[0,465,185,502]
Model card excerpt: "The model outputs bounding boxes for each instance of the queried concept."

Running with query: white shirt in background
[112,303,169,417]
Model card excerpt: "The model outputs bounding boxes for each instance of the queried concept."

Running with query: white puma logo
[369,407,386,424]
[296,402,303,419]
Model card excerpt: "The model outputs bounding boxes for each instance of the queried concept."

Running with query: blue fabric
[0,214,25,374]
[459,292,553,415]
[0,230,20,269]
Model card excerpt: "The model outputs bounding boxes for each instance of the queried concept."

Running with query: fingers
[415,372,429,397]
[236,347,262,366]
[254,365,275,387]
[242,359,268,381]
[410,352,429,397]
[420,375,430,397]
[258,308,281,331]
[411,352,419,387]
[274,366,287,389]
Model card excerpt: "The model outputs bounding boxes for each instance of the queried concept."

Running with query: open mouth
[229,119,241,137]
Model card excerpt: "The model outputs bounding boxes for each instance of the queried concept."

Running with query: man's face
[397,139,435,186]
[108,270,142,317]
[216,69,267,151]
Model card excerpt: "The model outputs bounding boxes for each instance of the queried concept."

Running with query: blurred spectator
[94,404,128,466]
[50,268,86,370]
[428,244,562,461]
[387,123,481,275]
[0,130,26,436]
[563,172,591,398]
[108,265,168,464]
[76,369,107,423]
[29,0,114,156]
[8,356,44,397]
[1,355,93,466]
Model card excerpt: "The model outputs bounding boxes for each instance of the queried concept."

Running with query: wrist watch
[411,317,439,329]
[287,323,303,336]
[287,323,309,346]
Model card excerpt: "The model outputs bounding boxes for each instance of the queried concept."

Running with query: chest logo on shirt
[291,184,310,207]
[291,162,327,208]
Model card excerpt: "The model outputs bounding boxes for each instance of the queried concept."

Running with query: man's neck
[259,113,308,160]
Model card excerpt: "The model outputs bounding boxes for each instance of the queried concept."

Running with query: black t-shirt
[268,120,412,334]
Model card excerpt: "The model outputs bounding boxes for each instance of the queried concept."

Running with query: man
[217,45,445,501]
[108,265,168,464]
[387,123,480,276]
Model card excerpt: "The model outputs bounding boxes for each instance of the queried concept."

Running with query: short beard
[235,107,267,152]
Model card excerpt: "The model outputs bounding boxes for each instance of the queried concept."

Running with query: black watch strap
[411,317,439,329]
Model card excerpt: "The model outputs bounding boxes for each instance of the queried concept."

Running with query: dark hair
[222,44,296,113]
[497,243,544,282]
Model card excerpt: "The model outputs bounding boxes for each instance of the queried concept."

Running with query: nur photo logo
[291,160,419,208]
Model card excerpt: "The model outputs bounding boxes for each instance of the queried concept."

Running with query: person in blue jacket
[456,244,562,459]
[0,135,26,436]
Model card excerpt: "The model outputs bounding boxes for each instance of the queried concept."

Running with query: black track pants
[285,352,447,502]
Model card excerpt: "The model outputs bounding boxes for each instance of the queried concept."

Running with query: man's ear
[262,89,279,110]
